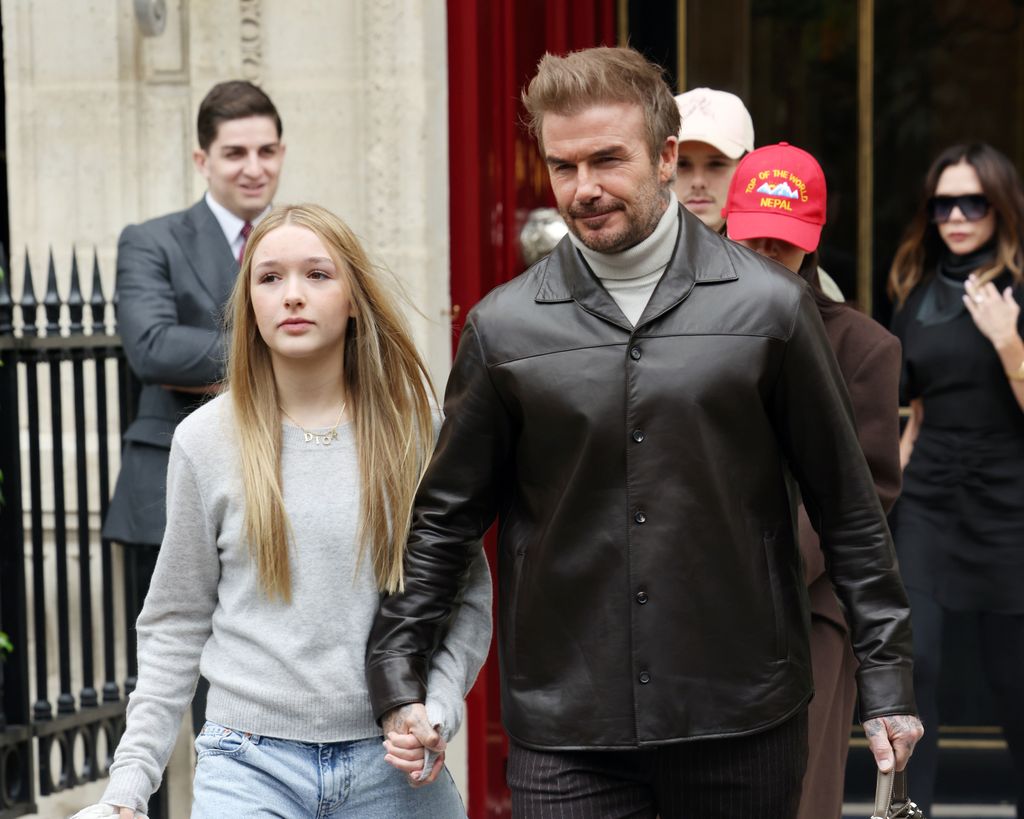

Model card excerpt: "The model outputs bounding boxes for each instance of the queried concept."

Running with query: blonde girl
[75,204,491,819]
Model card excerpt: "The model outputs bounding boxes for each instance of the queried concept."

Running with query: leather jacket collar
[535,205,739,332]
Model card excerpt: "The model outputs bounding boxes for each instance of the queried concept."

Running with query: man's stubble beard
[564,179,670,255]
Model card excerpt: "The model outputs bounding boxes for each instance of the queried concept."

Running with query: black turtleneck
[893,241,1024,434]
[914,240,996,326]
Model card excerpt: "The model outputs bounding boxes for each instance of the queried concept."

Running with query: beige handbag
[871,769,924,818]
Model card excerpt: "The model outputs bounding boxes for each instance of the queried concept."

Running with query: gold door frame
[677,0,687,91]
[858,0,873,314]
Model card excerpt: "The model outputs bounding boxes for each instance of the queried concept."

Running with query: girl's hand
[383,730,447,787]
[963,276,1021,349]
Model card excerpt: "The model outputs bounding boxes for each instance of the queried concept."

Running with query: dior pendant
[303,430,336,445]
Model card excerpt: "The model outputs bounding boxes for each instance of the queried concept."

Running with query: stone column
[258,0,453,380]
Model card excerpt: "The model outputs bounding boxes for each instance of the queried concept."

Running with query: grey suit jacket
[103,198,238,546]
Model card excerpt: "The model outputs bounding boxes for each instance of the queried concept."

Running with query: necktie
[238,221,254,265]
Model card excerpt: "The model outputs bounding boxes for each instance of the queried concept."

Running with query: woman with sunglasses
[889,142,1024,814]
[73,204,491,818]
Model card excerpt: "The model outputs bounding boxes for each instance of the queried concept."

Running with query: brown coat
[800,302,903,624]
[797,299,902,819]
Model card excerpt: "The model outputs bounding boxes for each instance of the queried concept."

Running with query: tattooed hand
[381,703,447,787]
[862,713,924,773]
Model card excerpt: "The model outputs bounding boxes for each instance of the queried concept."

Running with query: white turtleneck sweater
[567,192,681,326]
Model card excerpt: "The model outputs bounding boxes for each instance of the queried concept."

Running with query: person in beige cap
[673,87,754,232]
[675,87,846,301]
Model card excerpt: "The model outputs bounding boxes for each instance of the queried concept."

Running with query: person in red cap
[723,142,827,265]
[724,142,906,818]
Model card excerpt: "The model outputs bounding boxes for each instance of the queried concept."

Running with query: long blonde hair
[226,204,436,600]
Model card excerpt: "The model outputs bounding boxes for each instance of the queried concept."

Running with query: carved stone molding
[363,0,403,253]
[240,0,262,84]
[356,1,451,381]
[141,0,189,84]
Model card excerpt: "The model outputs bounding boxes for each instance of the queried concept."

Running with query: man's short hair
[197,80,282,151]
[521,47,680,161]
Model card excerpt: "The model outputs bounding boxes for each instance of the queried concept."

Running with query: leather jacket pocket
[505,549,527,679]
[762,529,789,660]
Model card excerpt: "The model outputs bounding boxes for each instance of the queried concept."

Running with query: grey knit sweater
[102,394,492,813]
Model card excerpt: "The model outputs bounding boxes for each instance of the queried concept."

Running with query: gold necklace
[280,402,347,446]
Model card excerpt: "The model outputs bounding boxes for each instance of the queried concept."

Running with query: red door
[446,2,616,816]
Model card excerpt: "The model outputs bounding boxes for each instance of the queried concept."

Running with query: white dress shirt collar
[204,192,271,259]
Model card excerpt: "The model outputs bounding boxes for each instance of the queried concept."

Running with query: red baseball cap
[722,142,827,253]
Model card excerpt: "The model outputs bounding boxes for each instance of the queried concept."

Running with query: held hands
[862,713,924,773]
[381,703,447,788]
[963,275,1021,348]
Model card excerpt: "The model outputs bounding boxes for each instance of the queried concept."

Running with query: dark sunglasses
[928,194,990,223]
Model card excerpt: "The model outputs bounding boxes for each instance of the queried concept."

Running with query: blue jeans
[191,721,466,818]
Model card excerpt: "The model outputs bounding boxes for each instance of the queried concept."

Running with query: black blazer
[103,199,237,545]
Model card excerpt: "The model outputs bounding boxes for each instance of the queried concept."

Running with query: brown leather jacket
[367,206,915,750]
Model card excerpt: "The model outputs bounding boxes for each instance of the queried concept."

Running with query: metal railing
[0,245,139,818]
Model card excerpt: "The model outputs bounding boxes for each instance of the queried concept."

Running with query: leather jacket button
[636,591,648,604]
[632,429,645,443]
[634,510,646,524]
[629,346,642,360]
[639,671,651,684]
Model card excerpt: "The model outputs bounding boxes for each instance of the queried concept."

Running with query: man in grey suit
[103,80,285,728]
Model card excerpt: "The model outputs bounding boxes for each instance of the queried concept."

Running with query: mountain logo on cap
[755,181,800,199]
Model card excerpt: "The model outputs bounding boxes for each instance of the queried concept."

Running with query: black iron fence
[0,245,139,818]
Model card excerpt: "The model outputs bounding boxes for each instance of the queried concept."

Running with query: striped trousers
[507,710,808,819]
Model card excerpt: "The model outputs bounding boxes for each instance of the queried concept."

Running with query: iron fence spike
[68,248,84,334]
[89,247,107,332]
[44,248,61,335]
[21,250,38,335]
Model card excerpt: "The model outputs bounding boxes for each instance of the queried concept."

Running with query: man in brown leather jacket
[367,47,922,817]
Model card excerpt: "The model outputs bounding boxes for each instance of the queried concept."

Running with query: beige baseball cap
[675,88,754,160]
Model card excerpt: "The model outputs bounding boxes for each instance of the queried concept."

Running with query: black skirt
[894,426,1024,614]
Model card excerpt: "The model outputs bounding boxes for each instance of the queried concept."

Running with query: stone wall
[2,2,464,814]
[3,0,453,378]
